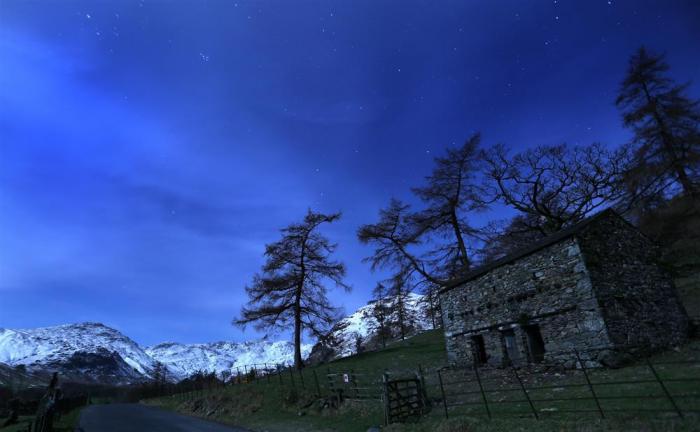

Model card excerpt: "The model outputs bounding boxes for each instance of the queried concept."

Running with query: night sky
[1,1,699,346]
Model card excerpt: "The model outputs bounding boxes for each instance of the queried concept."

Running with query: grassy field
[147,329,700,432]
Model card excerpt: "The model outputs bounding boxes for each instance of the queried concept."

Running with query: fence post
[646,357,683,417]
[382,372,390,426]
[437,368,449,419]
[417,364,429,407]
[511,366,538,419]
[575,351,605,419]
[313,369,322,397]
[472,365,491,419]
[278,365,283,385]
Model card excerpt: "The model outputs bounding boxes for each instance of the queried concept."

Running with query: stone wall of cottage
[577,213,689,351]
[441,238,612,368]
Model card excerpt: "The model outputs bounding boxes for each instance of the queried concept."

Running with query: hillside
[310,292,434,362]
[148,329,700,432]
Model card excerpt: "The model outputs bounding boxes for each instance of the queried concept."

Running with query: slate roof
[439,208,629,294]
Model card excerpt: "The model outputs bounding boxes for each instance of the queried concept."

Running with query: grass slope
[148,330,700,432]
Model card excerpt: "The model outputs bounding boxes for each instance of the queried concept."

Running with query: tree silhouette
[358,134,485,288]
[234,210,349,369]
[367,283,392,348]
[482,142,626,235]
[616,46,699,199]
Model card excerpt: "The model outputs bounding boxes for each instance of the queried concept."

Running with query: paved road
[78,403,250,432]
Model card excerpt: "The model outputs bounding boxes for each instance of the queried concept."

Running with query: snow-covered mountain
[146,340,312,381]
[0,322,312,384]
[0,322,157,385]
[0,294,434,385]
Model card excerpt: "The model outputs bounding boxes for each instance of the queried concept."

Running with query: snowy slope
[332,292,433,358]
[146,340,312,381]
[0,322,158,384]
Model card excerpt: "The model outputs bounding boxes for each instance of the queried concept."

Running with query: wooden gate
[382,373,429,424]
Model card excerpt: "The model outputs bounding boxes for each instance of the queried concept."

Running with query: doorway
[524,325,546,363]
[471,335,487,365]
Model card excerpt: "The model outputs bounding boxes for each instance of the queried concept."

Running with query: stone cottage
[440,209,689,368]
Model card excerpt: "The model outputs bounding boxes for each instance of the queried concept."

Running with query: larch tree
[616,47,700,200]
[234,210,350,370]
[418,283,443,330]
[366,283,391,349]
[384,272,418,341]
[410,133,486,277]
[358,134,486,290]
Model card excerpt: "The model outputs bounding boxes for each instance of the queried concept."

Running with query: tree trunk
[380,320,386,348]
[398,293,406,341]
[450,207,470,270]
[428,290,437,330]
[293,231,309,371]
[293,293,303,370]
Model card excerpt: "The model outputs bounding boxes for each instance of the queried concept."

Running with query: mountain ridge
[0,293,433,385]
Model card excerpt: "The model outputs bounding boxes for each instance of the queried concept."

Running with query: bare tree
[479,213,552,262]
[234,210,350,369]
[482,142,626,235]
[358,134,486,288]
[616,47,700,199]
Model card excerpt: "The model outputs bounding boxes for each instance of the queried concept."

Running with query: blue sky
[1,0,699,346]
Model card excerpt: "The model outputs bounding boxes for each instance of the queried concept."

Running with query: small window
[471,335,487,365]
[524,325,546,363]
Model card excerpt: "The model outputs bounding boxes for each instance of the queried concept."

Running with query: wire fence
[149,342,700,425]
[426,346,700,420]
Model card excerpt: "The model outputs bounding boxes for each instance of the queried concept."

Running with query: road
[78,403,250,432]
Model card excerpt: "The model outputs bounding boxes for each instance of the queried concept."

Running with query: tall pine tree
[616,47,700,199]
[234,210,350,369]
